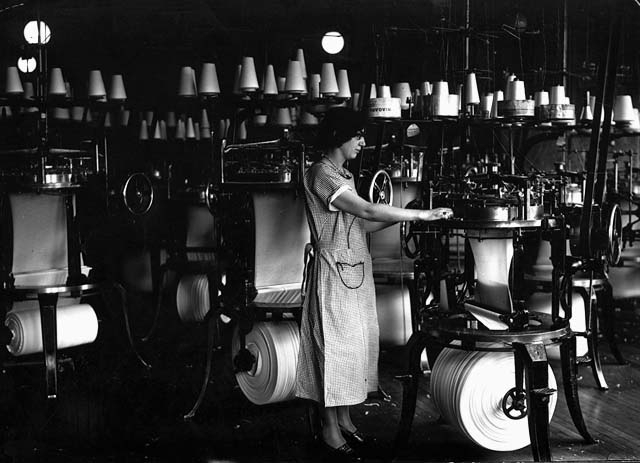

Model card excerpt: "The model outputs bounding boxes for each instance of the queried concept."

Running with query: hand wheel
[605,202,622,266]
[368,169,393,205]
[122,172,154,215]
[501,387,528,420]
[400,199,422,259]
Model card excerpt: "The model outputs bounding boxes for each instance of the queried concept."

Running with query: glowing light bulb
[321,31,344,55]
[24,21,51,44]
[17,56,37,73]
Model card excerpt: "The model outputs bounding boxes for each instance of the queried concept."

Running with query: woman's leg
[337,406,357,433]
[321,406,347,448]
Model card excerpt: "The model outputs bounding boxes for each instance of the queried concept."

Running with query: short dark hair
[315,107,366,150]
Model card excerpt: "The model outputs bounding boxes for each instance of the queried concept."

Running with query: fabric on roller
[252,283,303,307]
[375,284,412,346]
[371,257,414,277]
[464,302,509,330]
[176,274,211,323]
[608,266,640,300]
[12,266,93,287]
[11,297,81,312]
[5,303,99,356]
[185,205,216,262]
[252,191,309,290]
[529,239,573,277]
[9,193,68,274]
[526,292,587,358]
[468,231,513,313]
[431,347,557,452]
[620,200,640,231]
[233,321,300,405]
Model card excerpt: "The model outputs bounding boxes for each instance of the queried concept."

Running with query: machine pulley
[400,199,423,259]
[605,202,622,266]
[368,169,393,205]
[122,172,154,215]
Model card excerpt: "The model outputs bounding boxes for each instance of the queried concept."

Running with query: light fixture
[17,56,37,73]
[321,31,344,55]
[23,20,51,44]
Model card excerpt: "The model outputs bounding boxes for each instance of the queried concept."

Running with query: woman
[296,107,453,460]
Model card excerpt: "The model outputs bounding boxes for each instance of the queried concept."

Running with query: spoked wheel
[369,170,393,205]
[501,387,528,420]
[122,172,154,215]
[400,199,423,259]
[605,202,623,266]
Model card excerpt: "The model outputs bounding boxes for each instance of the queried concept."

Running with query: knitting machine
[144,137,310,416]
[0,147,98,190]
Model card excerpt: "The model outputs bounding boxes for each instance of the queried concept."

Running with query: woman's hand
[419,207,454,221]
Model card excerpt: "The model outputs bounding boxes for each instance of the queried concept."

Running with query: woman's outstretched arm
[331,189,453,227]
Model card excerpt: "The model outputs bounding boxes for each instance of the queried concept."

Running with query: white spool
[232,321,300,405]
[368,98,401,118]
[5,304,98,356]
[431,347,557,452]
[176,274,211,323]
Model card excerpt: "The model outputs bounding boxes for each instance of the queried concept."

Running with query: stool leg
[38,293,59,399]
[560,336,596,444]
[513,342,552,462]
[598,282,626,365]
[393,332,429,454]
[585,287,608,390]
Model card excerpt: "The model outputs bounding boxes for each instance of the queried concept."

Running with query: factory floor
[1,295,639,463]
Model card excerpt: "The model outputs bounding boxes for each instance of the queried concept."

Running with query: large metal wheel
[605,202,623,266]
[122,172,154,215]
[400,199,422,258]
[368,170,393,205]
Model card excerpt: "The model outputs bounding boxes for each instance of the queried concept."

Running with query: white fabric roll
[176,274,211,323]
[431,347,557,452]
[5,303,98,356]
[233,321,299,405]
[468,231,513,312]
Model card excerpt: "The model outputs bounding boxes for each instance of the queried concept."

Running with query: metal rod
[464,0,470,71]
[580,5,622,258]
[562,0,568,87]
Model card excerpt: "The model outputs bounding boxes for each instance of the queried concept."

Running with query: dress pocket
[336,260,365,289]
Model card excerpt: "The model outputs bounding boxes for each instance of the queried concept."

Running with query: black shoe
[339,426,367,446]
[320,440,362,462]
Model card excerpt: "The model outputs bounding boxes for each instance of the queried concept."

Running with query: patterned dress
[295,157,379,407]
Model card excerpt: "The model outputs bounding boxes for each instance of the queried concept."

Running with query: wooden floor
[2,303,640,462]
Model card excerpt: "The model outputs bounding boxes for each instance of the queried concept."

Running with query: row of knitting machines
[1,97,640,461]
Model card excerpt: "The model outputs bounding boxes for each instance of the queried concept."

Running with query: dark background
[0,0,638,111]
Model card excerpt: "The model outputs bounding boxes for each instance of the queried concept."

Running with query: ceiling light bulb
[24,21,51,44]
[17,56,37,73]
[321,31,344,55]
